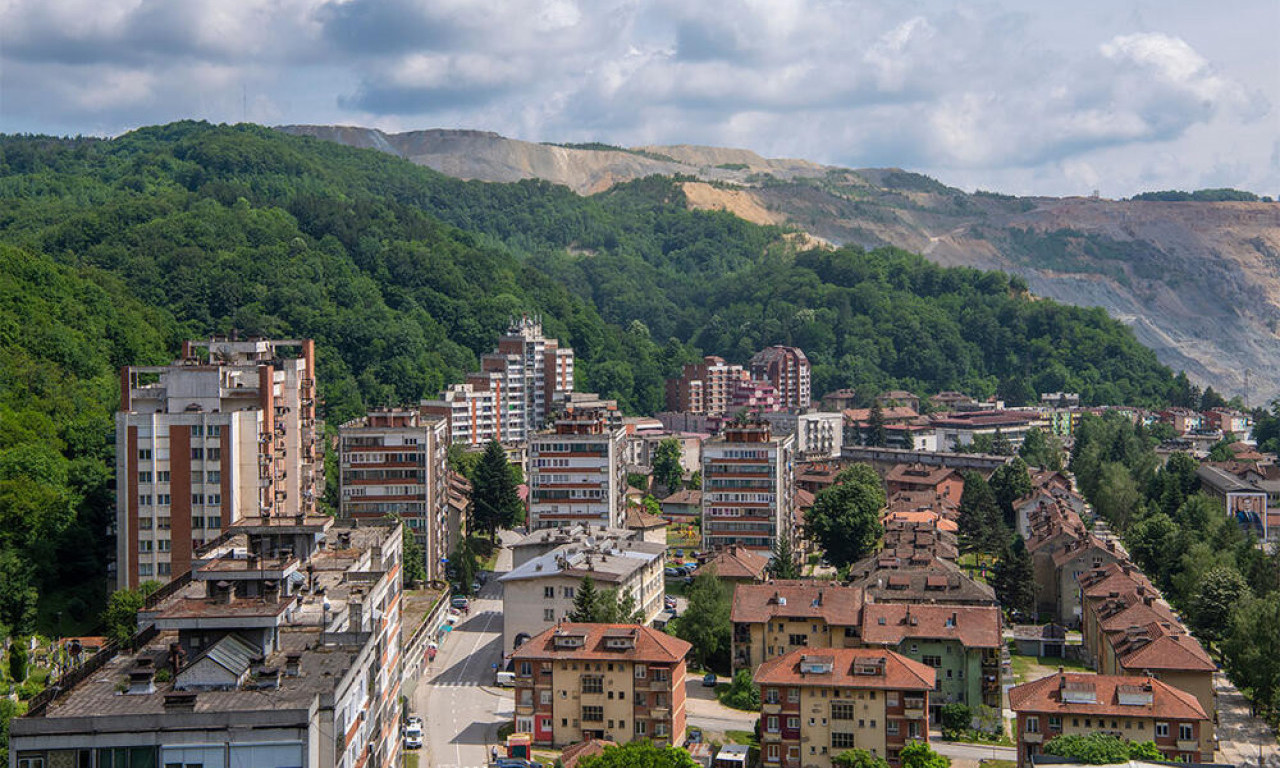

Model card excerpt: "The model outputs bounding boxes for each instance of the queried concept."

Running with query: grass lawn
[979,761,1016,768]
[725,730,759,747]
[404,752,419,768]
[667,526,700,551]
[1008,653,1090,684]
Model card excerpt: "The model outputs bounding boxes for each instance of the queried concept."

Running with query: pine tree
[471,440,523,538]
[957,471,1002,556]
[991,536,1035,618]
[568,576,603,622]
[652,438,685,493]
[767,535,799,579]
[867,401,888,447]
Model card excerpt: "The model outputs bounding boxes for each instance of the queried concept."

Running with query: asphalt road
[414,536,515,768]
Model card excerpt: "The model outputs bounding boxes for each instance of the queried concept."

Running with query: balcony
[762,701,782,715]
[1176,740,1199,753]
[1022,732,1043,744]
[903,699,926,720]
[761,730,782,742]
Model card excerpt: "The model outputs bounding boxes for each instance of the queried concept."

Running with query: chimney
[128,658,156,695]
[1142,595,1154,607]
[263,579,281,604]
[285,652,302,677]
[214,580,234,605]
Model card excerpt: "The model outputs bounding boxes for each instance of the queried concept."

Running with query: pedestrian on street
[491,746,498,764]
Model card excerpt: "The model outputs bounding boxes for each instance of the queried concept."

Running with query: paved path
[1214,671,1280,767]
[416,533,518,768]
[684,676,756,735]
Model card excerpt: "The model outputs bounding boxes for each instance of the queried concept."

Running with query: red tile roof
[1108,623,1215,673]
[731,581,864,626]
[511,623,692,663]
[561,740,617,768]
[754,648,935,691]
[697,546,770,582]
[861,603,1003,649]
[1009,671,1208,721]
[625,507,667,529]
[884,463,961,488]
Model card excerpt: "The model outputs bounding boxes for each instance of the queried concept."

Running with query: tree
[101,586,147,646]
[717,668,761,710]
[652,438,685,493]
[8,642,28,683]
[450,539,478,596]
[1042,732,1157,763]
[939,703,971,739]
[446,443,482,480]
[832,749,889,768]
[606,587,646,624]
[989,458,1032,528]
[991,428,1013,456]
[898,741,949,768]
[0,551,38,636]
[805,464,885,568]
[576,741,699,768]
[1208,436,1235,462]
[1018,427,1062,471]
[1095,461,1143,530]
[957,471,1004,556]
[674,566,731,670]
[1223,592,1280,713]
[867,401,888,447]
[470,440,523,537]
[766,535,799,579]
[990,537,1035,618]
[569,576,605,622]
[687,470,702,490]
[1190,566,1250,649]
[400,520,427,587]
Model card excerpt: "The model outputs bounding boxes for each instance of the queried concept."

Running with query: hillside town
[6,325,1280,768]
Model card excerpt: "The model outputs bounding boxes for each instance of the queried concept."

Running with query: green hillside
[0,122,1184,630]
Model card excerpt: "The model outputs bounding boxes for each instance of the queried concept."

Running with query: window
[635,693,647,706]
[516,717,533,733]
[157,471,170,482]
[206,471,221,483]
[206,516,221,529]
[191,493,204,506]
[583,677,604,693]
[654,723,667,737]
[157,494,171,506]
[635,665,646,679]
[887,692,899,707]
[544,586,555,599]
[1026,717,1039,733]
[563,586,575,598]
[922,655,942,668]
[1049,716,1062,731]
[138,517,153,531]
[765,688,779,704]
[831,703,854,720]
[544,609,555,621]
[765,745,779,763]
[652,667,669,682]
[519,662,532,676]
[832,733,856,749]
[787,717,800,729]
[138,449,153,461]
[886,721,899,736]
[540,690,552,705]
[191,447,203,460]
[139,563,153,577]
[139,494,153,506]
[157,539,170,552]
[788,687,800,702]
[17,755,46,768]
[766,716,779,733]
[582,706,603,722]
[1179,723,1193,740]
[1156,722,1169,738]
[138,471,152,484]
[207,426,222,438]
[635,720,647,735]
[207,447,221,460]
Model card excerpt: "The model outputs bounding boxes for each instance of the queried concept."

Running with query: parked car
[451,596,471,611]
[702,672,718,687]
[403,724,423,749]
[471,581,482,594]
[494,671,516,687]
[674,549,684,558]
[664,567,681,578]
[405,715,423,729]
[664,596,677,610]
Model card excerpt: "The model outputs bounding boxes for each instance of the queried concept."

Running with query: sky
[1,0,1277,198]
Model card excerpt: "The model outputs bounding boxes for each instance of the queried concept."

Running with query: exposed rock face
[276,125,1280,403]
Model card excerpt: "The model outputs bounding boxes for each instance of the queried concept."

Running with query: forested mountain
[280,124,1280,404]
[0,121,1183,631]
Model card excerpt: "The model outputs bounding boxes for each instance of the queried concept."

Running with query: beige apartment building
[115,338,320,589]
[511,624,691,748]
[754,649,935,768]
[528,408,627,530]
[702,422,796,552]
[1010,671,1212,766]
[730,582,865,670]
[339,408,455,581]
[499,533,665,652]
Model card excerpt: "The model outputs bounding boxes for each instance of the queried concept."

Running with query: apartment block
[339,408,454,581]
[730,582,865,670]
[527,408,627,530]
[498,533,665,652]
[1010,671,1212,766]
[115,338,320,589]
[12,516,405,768]
[511,624,691,747]
[754,649,934,768]
[749,346,811,410]
[422,316,574,447]
[665,356,749,415]
[860,603,1003,718]
[701,422,796,552]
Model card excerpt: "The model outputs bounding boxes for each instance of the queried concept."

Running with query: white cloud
[0,0,1274,196]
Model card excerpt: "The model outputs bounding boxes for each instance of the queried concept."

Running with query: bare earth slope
[276,125,1280,403]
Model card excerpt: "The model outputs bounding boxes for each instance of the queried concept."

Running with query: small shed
[686,743,713,768]
[1012,623,1068,658]
[715,744,750,768]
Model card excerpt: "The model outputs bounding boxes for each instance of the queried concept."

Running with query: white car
[404,724,424,750]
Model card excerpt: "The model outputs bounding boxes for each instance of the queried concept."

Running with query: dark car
[664,567,681,578]
[702,672,718,687]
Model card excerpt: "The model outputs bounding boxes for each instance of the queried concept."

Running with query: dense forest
[0,121,1187,632]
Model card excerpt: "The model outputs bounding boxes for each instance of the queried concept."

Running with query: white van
[494,671,516,687]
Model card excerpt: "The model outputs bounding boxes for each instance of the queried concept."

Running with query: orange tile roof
[1108,623,1215,673]
[697,546,770,581]
[754,648,935,691]
[731,581,863,626]
[561,740,616,768]
[625,507,667,529]
[511,623,691,663]
[861,603,1002,649]
[884,463,961,488]
[1009,671,1208,721]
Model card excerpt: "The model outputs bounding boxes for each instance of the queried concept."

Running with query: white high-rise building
[527,408,627,530]
[701,422,796,552]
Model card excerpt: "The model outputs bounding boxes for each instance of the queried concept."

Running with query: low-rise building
[931,411,1047,452]
[11,516,405,768]
[693,545,771,586]
[846,556,997,607]
[860,603,1003,719]
[624,507,668,546]
[659,489,702,523]
[1051,536,1127,627]
[499,537,665,652]
[754,649,935,768]
[884,464,965,507]
[730,582,864,670]
[1009,671,1212,766]
[511,624,691,747]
